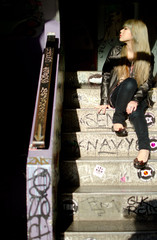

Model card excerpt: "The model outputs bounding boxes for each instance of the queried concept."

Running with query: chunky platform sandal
[112,126,128,137]
[133,158,148,169]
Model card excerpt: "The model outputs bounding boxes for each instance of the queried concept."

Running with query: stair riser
[64,89,100,108]
[62,109,157,132]
[60,161,157,186]
[61,193,157,221]
[65,71,102,87]
[61,132,157,157]
[62,232,157,240]
[64,88,157,109]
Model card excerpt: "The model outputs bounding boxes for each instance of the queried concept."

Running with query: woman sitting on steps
[98,19,154,169]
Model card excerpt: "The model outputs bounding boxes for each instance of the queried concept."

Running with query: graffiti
[85,197,106,216]
[81,137,135,155]
[120,175,127,183]
[80,112,113,129]
[27,168,51,240]
[125,196,157,218]
[83,197,120,217]
[33,40,55,147]
[75,163,131,185]
[79,165,94,183]
[63,135,138,157]
[69,90,100,108]
[69,110,156,131]
[45,48,54,64]
[64,131,157,157]
[27,157,50,165]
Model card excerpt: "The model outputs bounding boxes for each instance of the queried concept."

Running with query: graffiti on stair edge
[82,197,121,217]
[64,135,157,156]
[63,137,137,156]
[125,196,157,219]
[80,196,157,219]
[78,111,156,129]
[80,112,113,128]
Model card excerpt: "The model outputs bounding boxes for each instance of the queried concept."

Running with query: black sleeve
[133,54,154,103]
[100,46,121,105]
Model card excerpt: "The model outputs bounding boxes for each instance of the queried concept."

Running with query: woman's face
[119,26,133,43]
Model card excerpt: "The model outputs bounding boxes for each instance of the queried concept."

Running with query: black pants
[111,78,150,150]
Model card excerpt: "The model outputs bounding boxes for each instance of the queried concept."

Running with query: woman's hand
[126,101,138,114]
[97,104,112,115]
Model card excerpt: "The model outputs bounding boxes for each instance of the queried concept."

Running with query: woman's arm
[100,55,112,105]
[133,61,154,103]
[100,46,122,105]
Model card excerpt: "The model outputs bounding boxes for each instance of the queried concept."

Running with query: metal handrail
[32,34,57,148]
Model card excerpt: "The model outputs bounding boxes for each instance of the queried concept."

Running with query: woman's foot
[113,123,124,131]
[134,149,150,169]
[112,123,128,137]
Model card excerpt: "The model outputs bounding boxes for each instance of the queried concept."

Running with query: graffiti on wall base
[27,167,52,240]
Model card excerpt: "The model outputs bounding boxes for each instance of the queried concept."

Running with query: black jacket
[100,45,154,105]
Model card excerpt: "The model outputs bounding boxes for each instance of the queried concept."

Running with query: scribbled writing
[33,45,54,147]
[125,196,157,218]
[80,112,113,128]
[27,168,51,240]
[82,197,120,217]
[63,136,137,157]
[27,157,49,165]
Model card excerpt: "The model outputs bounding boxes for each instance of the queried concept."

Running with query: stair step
[59,70,157,239]
[60,185,157,222]
[62,108,157,132]
[64,88,100,108]
[64,87,157,109]
[61,220,157,240]
[61,131,157,157]
[60,156,157,186]
[65,71,102,88]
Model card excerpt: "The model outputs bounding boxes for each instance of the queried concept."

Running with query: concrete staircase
[58,72,157,240]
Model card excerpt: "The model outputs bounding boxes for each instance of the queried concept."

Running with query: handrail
[32,34,57,148]
[27,18,63,240]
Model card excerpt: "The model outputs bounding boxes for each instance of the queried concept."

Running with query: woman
[98,19,154,169]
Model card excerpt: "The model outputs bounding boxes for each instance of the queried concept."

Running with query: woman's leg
[129,99,150,152]
[129,99,150,168]
[111,78,138,126]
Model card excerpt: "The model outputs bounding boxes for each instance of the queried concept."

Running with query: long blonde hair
[116,19,151,86]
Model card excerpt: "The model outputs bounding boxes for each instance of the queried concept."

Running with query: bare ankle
[113,123,124,131]
[137,149,150,162]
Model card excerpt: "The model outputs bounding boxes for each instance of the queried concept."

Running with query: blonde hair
[116,19,151,86]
